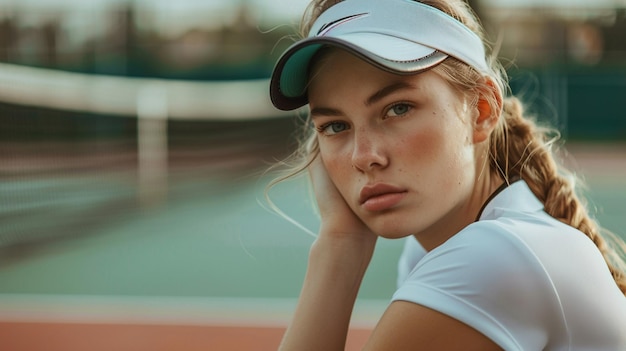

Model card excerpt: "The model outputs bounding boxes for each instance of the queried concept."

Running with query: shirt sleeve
[392,221,559,351]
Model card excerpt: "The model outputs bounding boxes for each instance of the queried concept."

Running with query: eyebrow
[310,106,343,119]
[310,81,417,118]
[365,81,416,106]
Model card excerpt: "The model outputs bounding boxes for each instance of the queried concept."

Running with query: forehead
[308,49,406,87]
[307,49,436,96]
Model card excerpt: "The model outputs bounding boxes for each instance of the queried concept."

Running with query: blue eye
[387,103,411,117]
[318,121,349,135]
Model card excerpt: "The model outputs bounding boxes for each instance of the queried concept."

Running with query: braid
[492,97,626,294]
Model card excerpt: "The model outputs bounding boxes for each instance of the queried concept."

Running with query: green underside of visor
[279,44,323,98]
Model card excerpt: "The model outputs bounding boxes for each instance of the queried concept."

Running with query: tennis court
[0,142,625,350]
[1,1,625,348]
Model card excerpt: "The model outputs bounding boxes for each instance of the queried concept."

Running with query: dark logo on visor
[316,13,368,36]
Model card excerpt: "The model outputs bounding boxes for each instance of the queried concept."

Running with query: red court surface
[1,322,371,351]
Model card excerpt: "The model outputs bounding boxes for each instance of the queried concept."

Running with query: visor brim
[270,35,448,111]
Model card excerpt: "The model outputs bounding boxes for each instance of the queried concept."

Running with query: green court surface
[0,175,403,301]
[0,145,625,305]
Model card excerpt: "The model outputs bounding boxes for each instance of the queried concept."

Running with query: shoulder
[393,220,560,350]
[394,217,557,303]
[411,219,548,288]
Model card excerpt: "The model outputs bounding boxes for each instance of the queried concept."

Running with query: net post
[136,84,169,207]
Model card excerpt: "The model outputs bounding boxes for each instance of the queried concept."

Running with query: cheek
[319,140,343,166]
[395,114,443,167]
[439,120,478,187]
[397,112,474,183]
[320,143,352,186]
[399,130,438,162]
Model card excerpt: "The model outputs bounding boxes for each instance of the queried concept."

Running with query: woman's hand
[309,154,378,248]
[278,155,378,351]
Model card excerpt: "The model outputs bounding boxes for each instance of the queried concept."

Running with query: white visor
[270,0,489,111]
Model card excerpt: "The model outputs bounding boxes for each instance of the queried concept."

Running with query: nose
[351,130,388,172]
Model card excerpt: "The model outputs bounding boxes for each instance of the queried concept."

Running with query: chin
[377,232,413,240]
[369,223,414,240]
[364,212,416,239]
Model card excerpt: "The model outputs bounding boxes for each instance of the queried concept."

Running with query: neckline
[475,177,522,222]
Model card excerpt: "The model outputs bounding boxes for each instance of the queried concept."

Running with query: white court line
[0,294,387,329]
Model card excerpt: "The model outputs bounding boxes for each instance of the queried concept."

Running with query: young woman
[268,0,626,349]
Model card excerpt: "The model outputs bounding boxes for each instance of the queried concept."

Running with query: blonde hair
[268,0,626,294]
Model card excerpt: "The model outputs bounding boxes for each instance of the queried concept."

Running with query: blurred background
[0,0,624,350]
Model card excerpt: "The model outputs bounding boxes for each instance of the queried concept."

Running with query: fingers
[308,154,378,245]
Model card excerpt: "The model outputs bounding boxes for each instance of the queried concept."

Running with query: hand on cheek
[309,155,377,245]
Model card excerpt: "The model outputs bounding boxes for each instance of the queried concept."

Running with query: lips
[359,183,407,212]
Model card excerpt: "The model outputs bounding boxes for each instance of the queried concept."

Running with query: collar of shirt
[478,180,545,221]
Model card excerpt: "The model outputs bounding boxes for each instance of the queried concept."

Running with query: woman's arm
[278,156,377,351]
[278,233,375,351]
[278,157,502,351]
[364,301,503,351]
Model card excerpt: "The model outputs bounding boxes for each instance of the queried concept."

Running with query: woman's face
[308,50,491,249]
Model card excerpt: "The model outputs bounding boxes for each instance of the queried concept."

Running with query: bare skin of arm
[278,156,377,350]
[364,301,503,350]
[279,157,502,351]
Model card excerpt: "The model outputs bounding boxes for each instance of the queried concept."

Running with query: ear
[472,77,503,144]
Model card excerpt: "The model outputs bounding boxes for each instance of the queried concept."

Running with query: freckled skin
[308,50,496,250]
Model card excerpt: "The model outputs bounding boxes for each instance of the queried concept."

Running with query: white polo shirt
[393,180,626,350]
